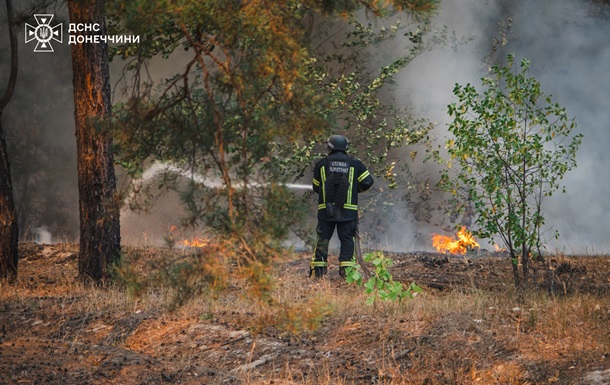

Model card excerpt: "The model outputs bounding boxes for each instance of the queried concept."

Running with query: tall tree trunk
[0,0,19,281]
[0,121,18,280]
[69,0,120,282]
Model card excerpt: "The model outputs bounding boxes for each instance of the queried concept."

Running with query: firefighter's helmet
[327,135,349,152]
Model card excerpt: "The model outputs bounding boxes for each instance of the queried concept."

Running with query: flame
[168,226,210,248]
[432,226,480,254]
[494,244,506,252]
[182,237,209,248]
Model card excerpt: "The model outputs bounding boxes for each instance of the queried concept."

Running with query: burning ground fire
[181,237,210,248]
[432,226,480,254]
[168,226,211,248]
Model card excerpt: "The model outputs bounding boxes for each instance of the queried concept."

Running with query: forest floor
[0,243,609,385]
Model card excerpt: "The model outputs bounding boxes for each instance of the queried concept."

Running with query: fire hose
[354,224,371,279]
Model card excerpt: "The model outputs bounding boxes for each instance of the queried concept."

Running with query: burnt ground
[0,243,609,385]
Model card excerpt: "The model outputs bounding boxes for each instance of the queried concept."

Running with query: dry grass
[0,244,609,384]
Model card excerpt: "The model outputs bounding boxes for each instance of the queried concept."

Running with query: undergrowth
[1,244,609,385]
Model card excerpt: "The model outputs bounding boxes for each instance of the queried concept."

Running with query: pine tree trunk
[68,0,120,282]
[0,121,18,281]
[0,0,19,281]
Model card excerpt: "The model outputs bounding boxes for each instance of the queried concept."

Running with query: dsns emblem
[25,14,63,52]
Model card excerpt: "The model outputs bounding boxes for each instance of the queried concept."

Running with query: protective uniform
[311,135,374,278]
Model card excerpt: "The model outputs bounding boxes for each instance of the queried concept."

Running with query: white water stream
[120,162,312,247]
[139,162,312,191]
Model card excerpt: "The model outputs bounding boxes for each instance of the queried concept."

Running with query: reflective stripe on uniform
[346,167,354,206]
[320,166,327,209]
[310,261,328,267]
[358,170,370,182]
[311,239,327,268]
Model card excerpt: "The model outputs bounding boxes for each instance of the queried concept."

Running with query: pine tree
[69,0,120,282]
[0,0,19,281]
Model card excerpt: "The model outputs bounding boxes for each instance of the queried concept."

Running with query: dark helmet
[327,135,349,152]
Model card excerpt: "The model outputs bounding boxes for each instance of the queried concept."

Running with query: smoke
[0,3,79,242]
[2,0,609,253]
[392,0,610,253]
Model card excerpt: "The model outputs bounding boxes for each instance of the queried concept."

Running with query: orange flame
[182,237,209,248]
[169,226,210,248]
[432,226,480,254]
[494,244,506,252]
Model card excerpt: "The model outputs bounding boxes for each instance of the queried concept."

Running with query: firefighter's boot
[312,266,327,278]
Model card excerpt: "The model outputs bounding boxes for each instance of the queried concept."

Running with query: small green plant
[433,54,582,288]
[346,251,422,305]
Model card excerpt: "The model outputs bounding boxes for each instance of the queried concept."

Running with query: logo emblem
[25,14,63,52]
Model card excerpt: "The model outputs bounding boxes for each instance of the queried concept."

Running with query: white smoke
[393,0,610,253]
[32,227,52,244]
[119,1,610,253]
[5,1,608,253]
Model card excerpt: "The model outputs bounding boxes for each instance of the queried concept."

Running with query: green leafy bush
[433,54,582,288]
[346,251,422,305]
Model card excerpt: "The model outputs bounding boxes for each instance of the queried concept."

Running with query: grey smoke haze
[391,0,610,253]
[2,0,609,252]
[0,4,78,242]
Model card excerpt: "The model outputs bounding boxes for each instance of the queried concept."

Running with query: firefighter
[311,135,374,278]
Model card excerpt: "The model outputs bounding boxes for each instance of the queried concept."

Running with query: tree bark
[69,0,120,282]
[0,0,20,281]
[0,121,18,281]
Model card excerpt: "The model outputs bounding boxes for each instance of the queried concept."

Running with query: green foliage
[434,54,582,287]
[269,12,441,248]
[346,252,422,305]
[109,0,326,249]
[271,16,436,188]
[108,0,438,303]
